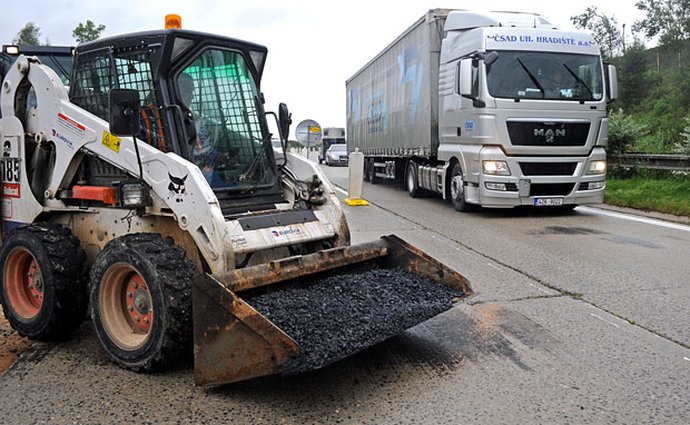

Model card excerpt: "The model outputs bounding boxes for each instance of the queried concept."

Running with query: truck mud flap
[192,235,472,386]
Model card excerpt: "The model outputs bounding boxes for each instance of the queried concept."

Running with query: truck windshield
[177,48,276,190]
[486,51,603,101]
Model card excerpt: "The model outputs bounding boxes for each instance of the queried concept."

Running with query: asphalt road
[1,162,688,424]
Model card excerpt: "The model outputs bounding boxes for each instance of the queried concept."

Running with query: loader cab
[69,30,284,215]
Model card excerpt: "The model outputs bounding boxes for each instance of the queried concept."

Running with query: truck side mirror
[278,102,292,141]
[457,59,485,108]
[607,65,618,101]
[458,59,474,97]
[109,89,140,136]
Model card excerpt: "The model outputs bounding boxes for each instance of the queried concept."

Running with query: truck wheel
[450,163,474,212]
[363,159,371,182]
[89,234,196,372]
[0,223,88,341]
[406,161,422,198]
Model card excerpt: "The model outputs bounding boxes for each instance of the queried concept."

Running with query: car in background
[325,143,348,166]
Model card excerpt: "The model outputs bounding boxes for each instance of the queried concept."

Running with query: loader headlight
[120,182,151,208]
[587,160,607,175]
[482,160,511,176]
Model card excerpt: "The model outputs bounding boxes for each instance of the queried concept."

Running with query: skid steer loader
[0,29,472,386]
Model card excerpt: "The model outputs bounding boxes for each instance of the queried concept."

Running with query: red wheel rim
[4,247,43,319]
[99,263,153,350]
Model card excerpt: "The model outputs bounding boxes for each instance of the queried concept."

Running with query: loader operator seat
[178,72,236,188]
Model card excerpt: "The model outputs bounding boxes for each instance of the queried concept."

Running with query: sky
[2,1,645,136]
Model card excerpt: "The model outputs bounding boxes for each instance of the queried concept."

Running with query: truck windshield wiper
[516,58,544,97]
[562,63,594,99]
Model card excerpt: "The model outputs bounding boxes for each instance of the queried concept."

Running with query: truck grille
[520,162,577,176]
[530,183,575,197]
[507,122,590,146]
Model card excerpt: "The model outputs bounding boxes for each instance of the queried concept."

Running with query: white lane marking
[590,313,621,328]
[487,263,505,272]
[529,282,552,295]
[684,357,690,363]
[334,186,348,196]
[578,206,690,233]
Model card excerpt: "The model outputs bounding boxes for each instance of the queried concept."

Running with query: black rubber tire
[363,158,371,182]
[89,233,197,372]
[406,161,422,198]
[369,158,380,184]
[449,162,474,212]
[0,223,88,341]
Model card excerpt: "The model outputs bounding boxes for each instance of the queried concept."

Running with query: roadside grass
[605,177,690,217]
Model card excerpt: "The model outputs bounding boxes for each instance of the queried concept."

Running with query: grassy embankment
[605,177,690,217]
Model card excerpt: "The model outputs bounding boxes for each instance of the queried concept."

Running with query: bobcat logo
[168,173,188,203]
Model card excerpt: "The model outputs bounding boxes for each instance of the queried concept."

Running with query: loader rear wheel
[89,234,196,372]
[0,223,88,340]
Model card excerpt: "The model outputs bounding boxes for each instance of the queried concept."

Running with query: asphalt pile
[244,268,464,375]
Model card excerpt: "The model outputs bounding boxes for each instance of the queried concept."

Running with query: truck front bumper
[469,147,607,208]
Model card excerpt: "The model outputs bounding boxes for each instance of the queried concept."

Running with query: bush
[674,117,690,154]
[607,109,648,154]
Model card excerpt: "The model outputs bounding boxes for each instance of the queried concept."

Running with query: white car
[325,144,348,166]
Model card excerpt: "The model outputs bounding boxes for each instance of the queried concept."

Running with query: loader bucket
[192,235,472,386]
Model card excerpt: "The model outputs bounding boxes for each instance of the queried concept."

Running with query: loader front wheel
[0,223,88,340]
[89,234,196,372]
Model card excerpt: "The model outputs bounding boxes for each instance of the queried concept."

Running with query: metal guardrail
[609,154,690,172]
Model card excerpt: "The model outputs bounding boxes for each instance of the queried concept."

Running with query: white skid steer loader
[0,29,471,386]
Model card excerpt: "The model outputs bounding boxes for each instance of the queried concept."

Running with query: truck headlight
[588,160,606,175]
[482,160,511,176]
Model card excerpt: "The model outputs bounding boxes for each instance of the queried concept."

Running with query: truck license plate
[534,197,563,207]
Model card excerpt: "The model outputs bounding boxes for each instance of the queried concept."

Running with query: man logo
[534,128,566,143]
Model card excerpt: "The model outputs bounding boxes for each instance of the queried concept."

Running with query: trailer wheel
[450,163,474,212]
[89,234,196,372]
[363,159,371,182]
[369,159,380,184]
[0,223,88,340]
[406,161,422,198]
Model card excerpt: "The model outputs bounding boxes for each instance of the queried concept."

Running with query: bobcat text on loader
[0,29,471,386]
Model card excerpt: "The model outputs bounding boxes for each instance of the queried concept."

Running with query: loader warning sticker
[102,131,121,153]
[57,113,86,138]
[2,183,20,198]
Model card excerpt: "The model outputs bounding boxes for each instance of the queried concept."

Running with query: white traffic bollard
[344,149,369,206]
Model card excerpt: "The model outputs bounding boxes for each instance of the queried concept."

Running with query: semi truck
[346,9,618,211]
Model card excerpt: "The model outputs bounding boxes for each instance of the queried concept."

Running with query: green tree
[633,0,690,47]
[571,6,624,58]
[13,22,41,45]
[618,39,650,112]
[72,20,106,43]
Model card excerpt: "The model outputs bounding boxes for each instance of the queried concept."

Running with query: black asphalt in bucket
[244,268,464,375]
